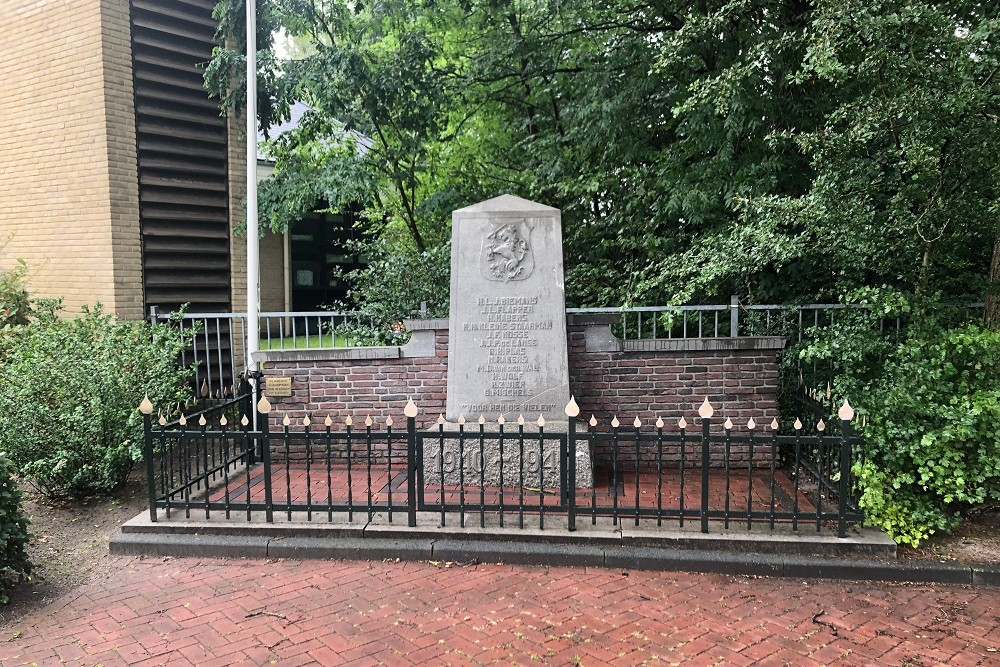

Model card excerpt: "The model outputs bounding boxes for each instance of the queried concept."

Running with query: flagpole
[245,0,260,376]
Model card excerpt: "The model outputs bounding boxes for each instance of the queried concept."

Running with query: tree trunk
[986,235,1000,330]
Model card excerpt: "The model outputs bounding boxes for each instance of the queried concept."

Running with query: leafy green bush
[0,304,192,497]
[0,453,31,604]
[0,258,32,329]
[802,295,1000,546]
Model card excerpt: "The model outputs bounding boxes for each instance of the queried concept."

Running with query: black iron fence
[139,394,864,537]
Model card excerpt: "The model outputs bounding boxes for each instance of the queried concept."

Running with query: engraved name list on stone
[445,195,571,422]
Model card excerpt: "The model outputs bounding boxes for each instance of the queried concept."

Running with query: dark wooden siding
[131,0,231,313]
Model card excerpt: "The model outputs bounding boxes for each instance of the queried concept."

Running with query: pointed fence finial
[178,414,187,426]
[838,400,855,422]
[324,416,333,427]
[257,394,272,414]
[678,416,688,430]
[565,396,580,418]
[458,414,466,425]
[138,394,154,415]
[404,398,418,418]
[826,381,832,401]
[437,414,446,425]
[724,417,733,430]
[611,416,620,428]
[517,414,525,426]
[793,418,802,431]
[656,416,664,428]
[385,415,393,427]
[747,417,756,430]
[220,414,228,427]
[478,415,486,425]
[200,379,209,398]
[498,415,505,425]
[303,415,311,427]
[365,416,373,427]
[633,416,642,428]
[198,414,207,427]
[345,415,353,426]
[158,414,167,426]
[240,415,249,426]
[589,415,598,427]
[817,419,826,432]
[282,415,291,427]
[537,414,545,427]
[770,418,779,431]
[698,397,715,419]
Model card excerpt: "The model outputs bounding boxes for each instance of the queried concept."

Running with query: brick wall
[0,0,143,319]
[258,318,783,466]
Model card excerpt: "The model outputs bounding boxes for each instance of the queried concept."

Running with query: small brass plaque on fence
[266,376,293,397]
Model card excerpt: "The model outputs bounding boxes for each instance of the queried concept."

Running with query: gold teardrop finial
[678,416,688,429]
[537,414,545,427]
[138,394,154,415]
[826,381,832,401]
[345,415,353,426]
[404,398,418,418]
[158,414,167,426]
[838,400,855,422]
[365,416,374,427]
[385,415,393,427]
[198,414,207,427]
[257,394,272,414]
[303,415,311,427]
[816,419,826,432]
[219,414,228,427]
[518,414,525,426]
[497,415,505,425]
[478,415,486,425]
[589,415,598,427]
[793,418,802,430]
[770,418,779,431]
[240,415,249,427]
[324,416,333,427]
[611,416,620,428]
[200,379,210,398]
[698,397,715,419]
[565,396,581,418]
[282,414,291,426]
[633,417,641,428]
[747,417,756,430]
[723,417,733,430]
[437,414,446,425]
[178,414,187,426]
[655,416,664,428]
[458,414,466,425]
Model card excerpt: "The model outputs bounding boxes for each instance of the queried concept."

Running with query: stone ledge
[402,318,449,331]
[253,347,402,364]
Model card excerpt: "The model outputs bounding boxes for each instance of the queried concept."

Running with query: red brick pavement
[1,556,997,666]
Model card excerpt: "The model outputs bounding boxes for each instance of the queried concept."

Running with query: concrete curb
[109,532,1000,587]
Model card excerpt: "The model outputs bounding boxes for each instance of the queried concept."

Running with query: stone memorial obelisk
[447,194,571,422]
[428,194,592,488]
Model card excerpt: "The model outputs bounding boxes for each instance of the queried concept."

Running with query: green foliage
[0,305,193,498]
[0,258,31,329]
[334,237,451,345]
[0,452,31,604]
[802,304,1000,545]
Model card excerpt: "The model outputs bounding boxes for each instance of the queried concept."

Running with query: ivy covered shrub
[0,453,31,604]
[0,304,192,498]
[801,292,1000,546]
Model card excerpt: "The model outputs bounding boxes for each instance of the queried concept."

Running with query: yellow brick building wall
[0,0,143,320]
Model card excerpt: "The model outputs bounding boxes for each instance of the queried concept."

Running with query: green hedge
[0,453,31,604]
[0,304,192,498]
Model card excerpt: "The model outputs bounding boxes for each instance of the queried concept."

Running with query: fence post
[258,394,274,523]
[698,398,714,533]
[565,398,581,531]
[405,399,418,528]
[139,395,157,522]
[837,400,855,538]
[730,295,740,337]
[148,305,159,328]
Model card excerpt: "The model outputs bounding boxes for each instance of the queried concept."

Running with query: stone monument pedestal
[421,422,594,489]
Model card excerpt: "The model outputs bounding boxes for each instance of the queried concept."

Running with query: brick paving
[1,555,998,666]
